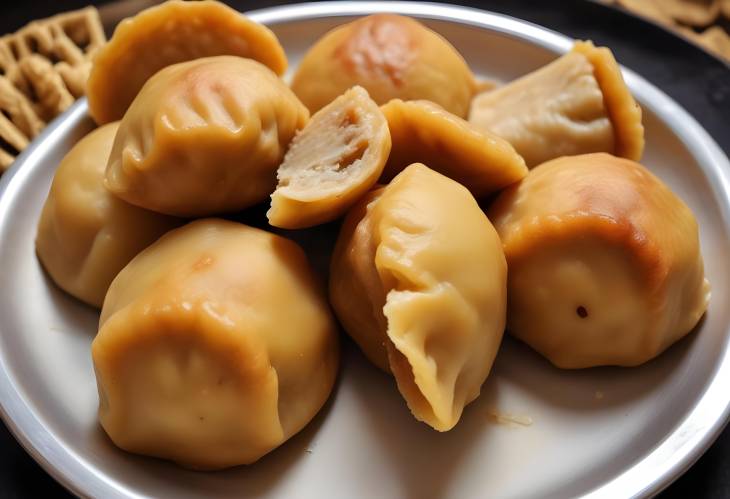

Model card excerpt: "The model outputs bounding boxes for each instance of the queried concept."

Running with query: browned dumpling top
[105,56,309,217]
[87,0,287,124]
[291,14,476,117]
[489,153,709,368]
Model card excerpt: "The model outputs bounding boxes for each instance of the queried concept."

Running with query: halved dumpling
[268,86,390,229]
[105,56,309,217]
[291,14,477,117]
[87,0,287,124]
[381,99,527,197]
[488,153,709,368]
[36,122,180,308]
[469,41,644,167]
[330,163,507,431]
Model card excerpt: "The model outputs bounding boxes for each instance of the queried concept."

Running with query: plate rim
[1,2,729,498]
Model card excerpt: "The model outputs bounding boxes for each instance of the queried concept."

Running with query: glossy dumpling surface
[330,163,507,431]
[35,122,179,308]
[105,56,309,217]
[488,153,710,368]
[87,0,287,124]
[381,99,527,197]
[268,86,391,229]
[469,41,644,167]
[93,219,339,469]
[291,14,476,117]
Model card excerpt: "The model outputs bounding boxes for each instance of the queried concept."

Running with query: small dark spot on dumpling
[576,306,588,319]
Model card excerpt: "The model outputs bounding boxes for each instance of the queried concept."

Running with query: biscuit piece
[489,153,710,368]
[0,77,43,171]
[268,86,391,229]
[654,0,720,26]
[18,55,75,122]
[13,7,105,99]
[0,36,31,97]
[617,0,676,25]
[87,0,287,124]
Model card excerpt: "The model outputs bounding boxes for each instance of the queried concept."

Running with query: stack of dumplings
[34,0,710,471]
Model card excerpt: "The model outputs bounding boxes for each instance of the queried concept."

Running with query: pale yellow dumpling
[291,14,476,117]
[488,153,709,368]
[268,86,391,229]
[105,56,309,217]
[469,41,644,167]
[87,0,287,124]
[330,164,507,431]
[35,122,179,308]
[93,219,339,469]
[381,99,527,197]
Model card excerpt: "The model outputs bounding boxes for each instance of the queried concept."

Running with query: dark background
[2,0,729,497]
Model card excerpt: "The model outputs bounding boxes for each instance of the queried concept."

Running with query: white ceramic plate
[1,2,729,498]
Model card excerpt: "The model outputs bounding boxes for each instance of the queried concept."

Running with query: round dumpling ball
[105,55,309,217]
[329,163,507,431]
[36,122,180,308]
[92,219,339,469]
[488,153,710,368]
[291,14,477,117]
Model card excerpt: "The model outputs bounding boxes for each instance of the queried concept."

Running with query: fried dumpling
[381,99,527,197]
[469,41,644,167]
[93,219,339,469]
[87,0,287,124]
[268,86,391,229]
[291,14,476,117]
[105,56,309,217]
[36,122,179,308]
[330,163,507,431]
[488,153,710,368]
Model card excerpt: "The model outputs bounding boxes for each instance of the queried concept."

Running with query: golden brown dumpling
[291,14,476,117]
[93,219,339,469]
[381,99,527,197]
[87,0,287,124]
[330,164,507,431]
[488,153,710,368]
[469,41,644,167]
[105,56,309,217]
[268,86,391,229]
[36,122,179,308]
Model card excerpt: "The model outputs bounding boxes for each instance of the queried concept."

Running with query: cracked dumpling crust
[93,219,339,470]
[35,122,180,308]
[291,14,476,117]
[87,0,287,124]
[330,164,507,431]
[488,153,710,368]
[469,41,644,167]
[268,86,391,229]
[105,56,309,217]
[381,99,527,197]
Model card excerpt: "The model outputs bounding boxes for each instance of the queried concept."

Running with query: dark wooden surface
[2,0,729,497]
